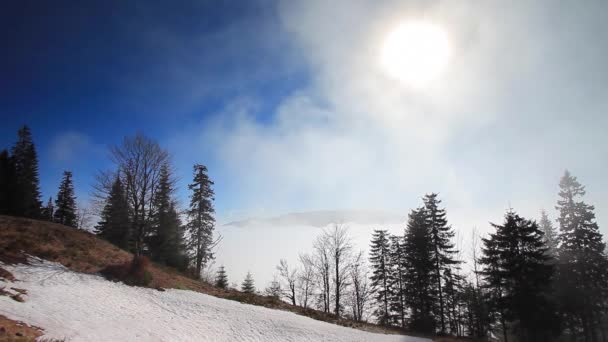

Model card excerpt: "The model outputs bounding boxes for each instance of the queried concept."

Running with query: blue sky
[2,0,608,236]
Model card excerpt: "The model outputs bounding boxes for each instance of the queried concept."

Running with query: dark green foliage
[95,176,131,250]
[555,171,608,341]
[241,272,256,294]
[147,164,188,270]
[423,193,458,334]
[369,229,392,326]
[53,171,77,228]
[215,266,228,289]
[480,210,558,342]
[186,164,216,279]
[403,208,436,334]
[388,234,406,328]
[41,196,54,222]
[10,126,42,218]
[0,149,12,215]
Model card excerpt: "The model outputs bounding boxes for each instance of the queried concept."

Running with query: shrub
[101,255,153,287]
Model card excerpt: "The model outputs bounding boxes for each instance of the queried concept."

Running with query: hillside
[0,216,427,341]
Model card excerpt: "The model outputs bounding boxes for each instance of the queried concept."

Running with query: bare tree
[349,250,371,322]
[100,134,169,255]
[76,204,93,230]
[327,224,353,317]
[312,231,332,313]
[277,259,298,306]
[298,253,316,309]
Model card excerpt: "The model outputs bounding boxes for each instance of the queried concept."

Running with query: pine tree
[423,193,458,334]
[215,266,228,289]
[388,234,407,328]
[53,171,77,227]
[10,126,42,218]
[555,171,608,341]
[95,176,131,250]
[403,208,436,334]
[539,209,559,258]
[41,196,54,222]
[186,164,216,279]
[480,210,557,342]
[0,149,12,215]
[241,272,256,294]
[369,229,393,326]
[148,164,187,269]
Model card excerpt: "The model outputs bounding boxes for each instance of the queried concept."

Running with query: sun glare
[381,20,450,88]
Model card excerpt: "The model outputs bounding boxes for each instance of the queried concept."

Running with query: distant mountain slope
[0,259,430,342]
[224,210,405,228]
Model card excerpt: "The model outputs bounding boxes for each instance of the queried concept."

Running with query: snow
[0,259,430,342]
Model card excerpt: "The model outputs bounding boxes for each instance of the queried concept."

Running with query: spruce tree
[369,229,393,326]
[241,272,256,294]
[148,164,187,269]
[41,196,54,222]
[539,209,559,258]
[480,210,557,342]
[186,164,216,279]
[555,171,608,341]
[423,193,458,334]
[53,171,77,227]
[0,149,12,215]
[215,266,228,289]
[10,126,42,218]
[388,234,407,328]
[403,208,436,334]
[95,176,131,250]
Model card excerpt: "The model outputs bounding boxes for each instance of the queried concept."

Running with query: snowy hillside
[0,258,429,342]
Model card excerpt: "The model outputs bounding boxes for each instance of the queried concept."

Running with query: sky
[2,0,608,240]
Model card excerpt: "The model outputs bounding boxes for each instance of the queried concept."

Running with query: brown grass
[0,215,421,337]
[0,315,43,342]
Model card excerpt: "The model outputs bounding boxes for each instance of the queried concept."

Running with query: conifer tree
[95,176,130,250]
[369,229,393,325]
[0,149,11,215]
[41,196,54,222]
[388,234,407,328]
[148,164,187,269]
[403,208,436,334]
[215,266,228,289]
[539,209,559,258]
[423,193,458,334]
[53,171,77,227]
[10,126,42,218]
[555,171,608,341]
[186,164,216,279]
[480,210,557,342]
[241,272,256,294]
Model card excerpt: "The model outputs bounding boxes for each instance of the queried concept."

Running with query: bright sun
[381,21,450,88]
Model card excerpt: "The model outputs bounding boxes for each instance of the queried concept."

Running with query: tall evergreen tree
[241,272,256,294]
[53,171,77,227]
[41,196,54,222]
[555,171,608,342]
[423,193,458,334]
[0,149,12,215]
[186,164,216,279]
[388,234,407,328]
[10,126,42,218]
[215,266,228,289]
[95,176,131,250]
[369,229,393,326]
[403,208,436,334]
[480,210,557,342]
[539,209,559,258]
[148,164,187,269]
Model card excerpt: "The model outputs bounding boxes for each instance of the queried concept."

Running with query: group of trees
[0,126,84,228]
[94,134,217,276]
[363,172,607,342]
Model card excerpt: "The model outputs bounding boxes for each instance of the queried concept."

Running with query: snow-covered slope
[0,259,429,342]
